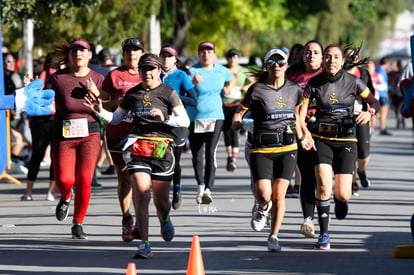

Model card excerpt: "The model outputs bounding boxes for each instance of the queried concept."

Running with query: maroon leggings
[52,133,101,224]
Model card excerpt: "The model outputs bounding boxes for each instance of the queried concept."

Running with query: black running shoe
[101,165,115,175]
[172,191,182,210]
[56,197,71,222]
[226,157,236,172]
[131,227,141,240]
[334,197,348,220]
[357,170,371,188]
[72,223,88,239]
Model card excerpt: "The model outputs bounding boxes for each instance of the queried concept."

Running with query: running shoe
[201,188,213,204]
[286,185,300,198]
[46,192,60,201]
[20,193,33,201]
[251,200,259,215]
[357,170,371,188]
[72,223,88,239]
[159,216,175,242]
[268,235,282,252]
[172,191,182,210]
[226,157,237,172]
[352,182,359,196]
[91,179,103,189]
[134,240,153,259]
[251,201,272,232]
[55,197,71,222]
[300,217,315,238]
[334,197,348,220]
[101,165,115,175]
[131,227,141,240]
[196,184,205,204]
[122,215,134,242]
[380,129,392,136]
[314,233,330,250]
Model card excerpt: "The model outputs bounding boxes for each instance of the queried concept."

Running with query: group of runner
[16,36,384,257]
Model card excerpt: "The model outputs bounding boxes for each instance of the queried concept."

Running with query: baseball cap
[98,48,111,61]
[69,38,90,51]
[226,48,240,58]
[138,55,161,69]
[198,41,215,52]
[160,45,178,57]
[263,48,288,64]
[122,38,144,51]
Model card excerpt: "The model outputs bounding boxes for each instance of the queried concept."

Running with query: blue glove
[15,79,55,116]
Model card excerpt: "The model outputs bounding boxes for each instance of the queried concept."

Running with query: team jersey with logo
[120,82,183,139]
[303,69,370,141]
[241,80,303,132]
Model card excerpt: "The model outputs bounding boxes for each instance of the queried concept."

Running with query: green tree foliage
[159,0,292,56]
[2,0,160,54]
[2,0,101,28]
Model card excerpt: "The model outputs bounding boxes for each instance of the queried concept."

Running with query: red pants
[52,133,100,224]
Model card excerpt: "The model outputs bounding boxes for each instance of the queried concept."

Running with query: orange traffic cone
[126,262,137,275]
[186,235,205,275]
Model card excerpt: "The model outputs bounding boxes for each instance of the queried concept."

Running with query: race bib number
[194,119,216,133]
[62,118,89,138]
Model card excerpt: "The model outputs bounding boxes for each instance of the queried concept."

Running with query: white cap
[264,49,288,64]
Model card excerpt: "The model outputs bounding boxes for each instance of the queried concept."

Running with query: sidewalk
[1,119,414,274]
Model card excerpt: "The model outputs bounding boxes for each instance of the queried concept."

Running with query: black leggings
[356,123,370,159]
[223,105,240,147]
[173,145,183,185]
[189,120,224,190]
[27,116,54,181]
[297,145,316,219]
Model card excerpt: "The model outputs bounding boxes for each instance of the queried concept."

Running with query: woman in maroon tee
[47,38,104,239]
[100,38,143,242]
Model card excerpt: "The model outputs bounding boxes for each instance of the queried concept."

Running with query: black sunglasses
[266,59,287,68]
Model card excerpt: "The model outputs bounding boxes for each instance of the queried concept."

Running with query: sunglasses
[266,59,287,68]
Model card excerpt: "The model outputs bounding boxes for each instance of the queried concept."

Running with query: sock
[231,151,238,162]
[159,215,169,222]
[316,198,330,234]
[227,148,232,158]
[173,183,181,193]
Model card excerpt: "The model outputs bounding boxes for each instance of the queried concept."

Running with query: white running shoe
[196,184,205,204]
[300,217,315,238]
[201,188,213,204]
[251,200,272,232]
[268,235,281,252]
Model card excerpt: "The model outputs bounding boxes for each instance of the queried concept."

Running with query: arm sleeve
[180,87,198,107]
[165,106,190,127]
[97,107,128,124]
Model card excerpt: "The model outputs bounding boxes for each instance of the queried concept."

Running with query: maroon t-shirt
[102,67,142,140]
[47,68,104,137]
[287,67,323,121]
